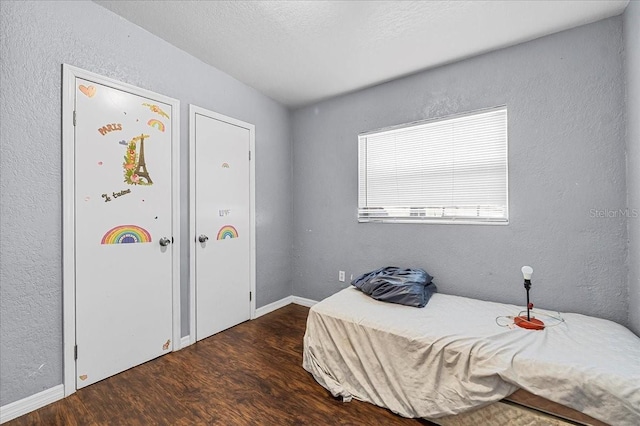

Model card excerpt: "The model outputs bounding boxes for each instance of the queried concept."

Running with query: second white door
[192,107,254,341]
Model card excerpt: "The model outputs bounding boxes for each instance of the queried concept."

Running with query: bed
[302,287,640,425]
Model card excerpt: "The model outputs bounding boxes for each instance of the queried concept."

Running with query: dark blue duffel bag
[351,266,437,308]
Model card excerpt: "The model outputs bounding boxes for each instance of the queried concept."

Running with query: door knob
[159,237,171,247]
[198,235,209,243]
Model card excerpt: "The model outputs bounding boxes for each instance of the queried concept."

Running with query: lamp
[514,266,545,330]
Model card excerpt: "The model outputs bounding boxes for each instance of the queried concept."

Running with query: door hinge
[73,111,76,126]
[249,151,251,161]
[249,291,252,301]
[74,345,78,360]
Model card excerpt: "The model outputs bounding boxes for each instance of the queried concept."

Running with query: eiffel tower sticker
[133,134,152,185]
[123,134,153,186]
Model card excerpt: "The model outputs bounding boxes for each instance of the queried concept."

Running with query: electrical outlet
[338,271,345,282]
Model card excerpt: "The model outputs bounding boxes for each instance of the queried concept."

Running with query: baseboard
[180,335,191,349]
[255,296,293,318]
[292,296,318,307]
[254,295,318,318]
[0,384,64,424]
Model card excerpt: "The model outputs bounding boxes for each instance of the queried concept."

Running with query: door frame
[188,105,256,346]
[62,64,181,396]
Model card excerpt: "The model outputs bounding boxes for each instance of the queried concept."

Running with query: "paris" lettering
[98,123,123,136]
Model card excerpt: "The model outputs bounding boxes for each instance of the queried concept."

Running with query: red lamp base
[514,316,545,330]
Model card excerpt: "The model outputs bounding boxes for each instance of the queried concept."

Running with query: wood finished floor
[7,304,435,425]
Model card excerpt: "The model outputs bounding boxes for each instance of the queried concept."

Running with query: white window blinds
[358,107,508,224]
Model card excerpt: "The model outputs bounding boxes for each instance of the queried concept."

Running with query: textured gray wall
[0,0,292,406]
[292,17,629,326]
[625,1,640,336]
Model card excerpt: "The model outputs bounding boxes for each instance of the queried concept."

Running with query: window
[358,106,508,224]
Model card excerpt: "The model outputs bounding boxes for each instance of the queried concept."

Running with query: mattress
[432,400,577,426]
[431,389,607,426]
[503,389,607,426]
[303,287,640,425]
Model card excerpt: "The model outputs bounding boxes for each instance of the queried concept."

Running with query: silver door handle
[159,237,171,247]
[198,235,209,243]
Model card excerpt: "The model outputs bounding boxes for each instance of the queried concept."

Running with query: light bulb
[521,266,533,280]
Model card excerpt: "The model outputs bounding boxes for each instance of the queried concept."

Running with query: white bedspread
[302,287,640,425]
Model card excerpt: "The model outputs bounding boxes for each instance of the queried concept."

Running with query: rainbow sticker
[216,225,238,240]
[222,163,230,168]
[101,225,152,244]
[147,119,165,132]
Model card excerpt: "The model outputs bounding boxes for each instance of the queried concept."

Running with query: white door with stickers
[190,106,255,342]
[67,67,179,389]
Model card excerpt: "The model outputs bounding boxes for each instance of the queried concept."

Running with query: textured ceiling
[94,0,629,107]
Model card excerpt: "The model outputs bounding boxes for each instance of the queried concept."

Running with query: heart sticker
[79,85,96,98]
